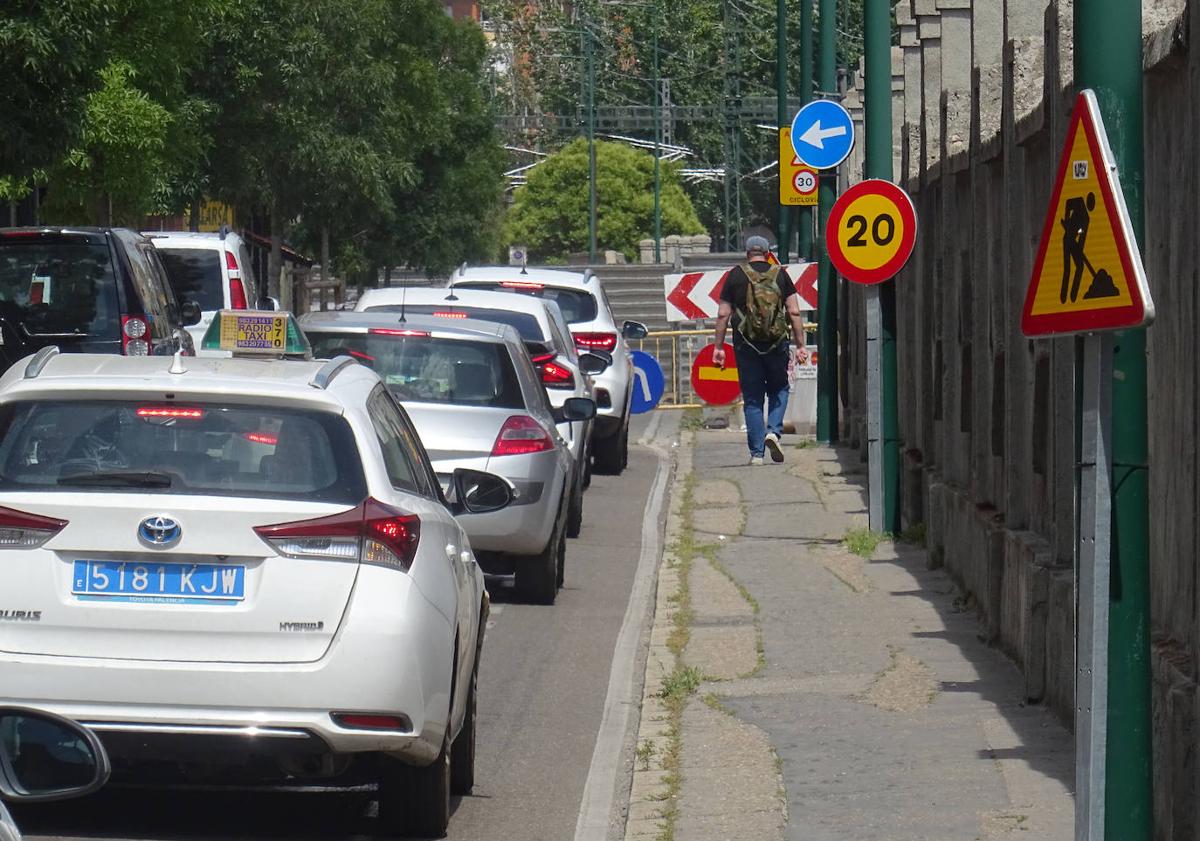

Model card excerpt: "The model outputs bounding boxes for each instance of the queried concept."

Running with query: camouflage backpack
[734,264,789,348]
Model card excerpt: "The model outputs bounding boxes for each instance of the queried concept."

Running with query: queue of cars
[0,226,649,839]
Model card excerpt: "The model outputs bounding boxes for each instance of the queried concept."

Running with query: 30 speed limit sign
[826,179,917,284]
[792,169,817,197]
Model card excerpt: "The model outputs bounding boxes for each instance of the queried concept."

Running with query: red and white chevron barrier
[663,262,818,322]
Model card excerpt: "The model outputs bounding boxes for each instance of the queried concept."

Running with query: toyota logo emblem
[138,516,182,548]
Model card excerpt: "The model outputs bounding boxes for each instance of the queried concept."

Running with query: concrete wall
[838,3,1197,837]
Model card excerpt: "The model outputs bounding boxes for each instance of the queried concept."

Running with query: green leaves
[504,138,704,262]
[2,0,506,274]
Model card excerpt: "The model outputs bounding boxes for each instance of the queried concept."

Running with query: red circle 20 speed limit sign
[826,179,917,285]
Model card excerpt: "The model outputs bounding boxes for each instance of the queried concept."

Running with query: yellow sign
[826,179,917,285]
[195,200,235,233]
[1022,91,1153,336]
[218,312,288,352]
[779,129,818,207]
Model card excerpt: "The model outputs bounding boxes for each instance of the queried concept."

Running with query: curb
[622,430,693,840]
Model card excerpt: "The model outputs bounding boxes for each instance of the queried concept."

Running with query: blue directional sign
[790,99,856,170]
[629,351,665,414]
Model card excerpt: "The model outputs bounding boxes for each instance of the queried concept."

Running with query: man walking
[713,236,807,465]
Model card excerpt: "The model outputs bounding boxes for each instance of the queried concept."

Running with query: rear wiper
[57,470,173,488]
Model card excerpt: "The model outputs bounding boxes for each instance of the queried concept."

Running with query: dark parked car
[0,227,199,372]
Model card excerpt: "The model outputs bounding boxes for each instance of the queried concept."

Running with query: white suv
[0,347,510,837]
[146,229,262,352]
[449,267,647,474]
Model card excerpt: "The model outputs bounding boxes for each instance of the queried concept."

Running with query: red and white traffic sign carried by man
[713,235,809,466]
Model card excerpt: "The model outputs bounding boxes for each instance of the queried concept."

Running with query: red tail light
[573,332,617,352]
[492,415,555,456]
[432,311,468,319]
[244,432,278,445]
[254,499,421,571]
[530,352,556,365]
[121,315,150,356]
[500,280,544,289]
[332,713,411,731]
[225,251,248,309]
[0,505,67,549]
[540,360,575,389]
[137,406,205,419]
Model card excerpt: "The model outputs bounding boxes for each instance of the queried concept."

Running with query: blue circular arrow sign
[790,99,856,170]
[629,351,665,414]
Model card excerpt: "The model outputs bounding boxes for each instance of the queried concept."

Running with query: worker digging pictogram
[1059,190,1120,303]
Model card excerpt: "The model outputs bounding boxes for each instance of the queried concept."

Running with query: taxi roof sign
[200,310,312,358]
[1022,90,1154,337]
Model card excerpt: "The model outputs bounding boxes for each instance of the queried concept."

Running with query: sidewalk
[624,424,1074,841]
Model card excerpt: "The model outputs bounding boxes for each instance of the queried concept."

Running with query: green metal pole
[587,26,598,263]
[1075,1,1153,838]
[798,0,814,262]
[775,0,791,261]
[815,0,837,442]
[863,0,898,531]
[653,24,662,263]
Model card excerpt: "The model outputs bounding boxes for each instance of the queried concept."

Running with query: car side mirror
[622,320,648,340]
[578,351,610,375]
[180,301,202,327]
[258,297,277,311]
[553,397,596,424]
[0,708,110,803]
[449,469,514,516]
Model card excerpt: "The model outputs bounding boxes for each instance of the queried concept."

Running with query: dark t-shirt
[719,261,797,351]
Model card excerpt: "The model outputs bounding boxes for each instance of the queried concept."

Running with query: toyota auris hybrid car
[0,346,511,837]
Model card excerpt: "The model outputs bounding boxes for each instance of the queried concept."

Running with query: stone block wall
[836,2,1198,837]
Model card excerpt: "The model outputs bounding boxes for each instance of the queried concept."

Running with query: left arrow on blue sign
[790,99,856,171]
[629,350,665,414]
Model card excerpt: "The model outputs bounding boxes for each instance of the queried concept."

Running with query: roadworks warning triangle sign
[1022,90,1154,337]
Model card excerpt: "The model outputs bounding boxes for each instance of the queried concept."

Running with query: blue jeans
[735,341,790,457]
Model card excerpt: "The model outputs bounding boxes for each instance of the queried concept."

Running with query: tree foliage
[0,0,505,274]
[0,1,117,177]
[482,0,870,244]
[504,138,704,262]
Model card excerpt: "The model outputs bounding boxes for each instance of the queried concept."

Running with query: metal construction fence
[630,329,710,409]
[631,325,819,409]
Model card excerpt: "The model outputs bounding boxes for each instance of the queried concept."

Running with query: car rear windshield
[0,238,120,337]
[454,282,599,324]
[308,332,525,409]
[364,304,546,342]
[156,248,223,311]
[0,400,366,502]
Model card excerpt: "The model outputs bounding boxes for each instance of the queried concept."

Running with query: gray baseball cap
[745,235,771,256]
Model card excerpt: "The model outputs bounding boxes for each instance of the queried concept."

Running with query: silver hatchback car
[301,312,595,604]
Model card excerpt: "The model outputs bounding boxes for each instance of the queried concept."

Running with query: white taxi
[0,313,511,838]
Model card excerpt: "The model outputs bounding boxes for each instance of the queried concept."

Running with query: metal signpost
[825,179,917,530]
[1021,89,1153,841]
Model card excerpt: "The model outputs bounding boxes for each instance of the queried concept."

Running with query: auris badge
[138,516,182,549]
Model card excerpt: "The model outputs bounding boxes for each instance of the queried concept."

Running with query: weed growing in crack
[843,526,888,558]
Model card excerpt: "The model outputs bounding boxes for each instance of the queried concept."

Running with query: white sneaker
[749,455,765,466]
[764,433,785,463]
